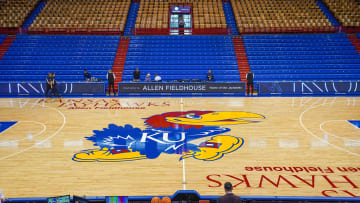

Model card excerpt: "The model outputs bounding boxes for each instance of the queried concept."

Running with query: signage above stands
[171,6,191,14]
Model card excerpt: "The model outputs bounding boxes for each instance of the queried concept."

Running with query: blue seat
[0,34,119,82]
[0,65,112,70]
[124,65,238,70]
[122,36,241,82]
[121,74,240,82]
[243,34,360,81]
[122,70,239,75]
[0,70,107,75]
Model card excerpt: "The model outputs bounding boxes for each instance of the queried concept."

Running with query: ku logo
[73,111,265,162]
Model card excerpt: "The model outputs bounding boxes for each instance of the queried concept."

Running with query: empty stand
[243,34,360,81]
[231,0,334,34]
[315,0,340,27]
[0,0,40,28]
[30,0,130,32]
[0,35,119,82]
[135,0,169,29]
[192,0,227,29]
[22,1,47,28]
[122,36,240,82]
[135,0,226,29]
[323,0,360,27]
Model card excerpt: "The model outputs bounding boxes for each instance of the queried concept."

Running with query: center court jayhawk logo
[72,111,265,162]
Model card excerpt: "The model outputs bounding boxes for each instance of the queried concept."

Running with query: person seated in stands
[133,68,140,82]
[217,182,241,203]
[207,69,214,81]
[84,69,91,82]
[154,73,162,82]
[145,73,151,82]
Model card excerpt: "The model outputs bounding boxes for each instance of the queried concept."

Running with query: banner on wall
[118,82,245,94]
[259,81,360,95]
[171,6,191,14]
[0,82,105,96]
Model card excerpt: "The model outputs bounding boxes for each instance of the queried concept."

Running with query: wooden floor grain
[0,97,359,198]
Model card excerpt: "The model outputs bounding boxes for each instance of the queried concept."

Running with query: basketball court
[0,97,359,198]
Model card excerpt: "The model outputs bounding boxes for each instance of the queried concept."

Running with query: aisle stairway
[124,2,140,36]
[0,35,15,60]
[222,2,239,35]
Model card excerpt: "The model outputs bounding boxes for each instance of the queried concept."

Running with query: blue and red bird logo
[72,111,265,162]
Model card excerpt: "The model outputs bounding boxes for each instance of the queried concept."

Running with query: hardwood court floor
[0,97,359,198]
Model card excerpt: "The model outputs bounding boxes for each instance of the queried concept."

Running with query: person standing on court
[107,69,116,95]
[50,72,61,98]
[178,16,185,35]
[246,70,254,95]
[217,182,241,203]
[133,68,140,82]
[0,187,6,203]
[45,73,53,97]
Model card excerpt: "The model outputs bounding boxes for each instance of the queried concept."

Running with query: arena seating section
[0,35,119,82]
[3,33,358,83]
[192,0,227,29]
[30,0,130,31]
[0,0,39,28]
[230,0,333,33]
[122,36,240,81]
[243,34,360,81]
[135,0,227,29]
[0,0,359,86]
[323,0,360,27]
[135,0,169,29]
